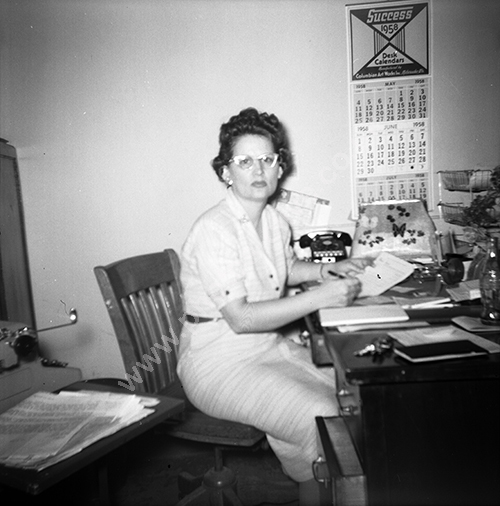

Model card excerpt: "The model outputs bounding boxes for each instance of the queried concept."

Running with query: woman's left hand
[322,257,372,278]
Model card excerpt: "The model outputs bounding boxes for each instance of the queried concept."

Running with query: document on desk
[0,390,159,470]
[319,303,409,328]
[356,252,415,298]
[389,326,500,354]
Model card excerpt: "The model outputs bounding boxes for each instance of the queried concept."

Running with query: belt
[185,314,219,324]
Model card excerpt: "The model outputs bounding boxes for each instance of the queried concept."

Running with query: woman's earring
[220,166,232,186]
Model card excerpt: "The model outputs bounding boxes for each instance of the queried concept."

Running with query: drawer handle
[337,388,352,397]
[312,455,329,485]
[340,405,358,415]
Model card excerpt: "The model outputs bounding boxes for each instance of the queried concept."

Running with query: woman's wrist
[319,263,332,280]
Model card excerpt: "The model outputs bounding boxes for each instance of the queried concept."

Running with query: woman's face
[222,134,283,206]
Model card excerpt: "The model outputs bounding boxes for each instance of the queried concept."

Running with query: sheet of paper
[392,296,451,309]
[391,285,418,294]
[353,295,394,306]
[337,320,429,334]
[319,304,409,327]
[275,188,331,233]
[357,251,415,297]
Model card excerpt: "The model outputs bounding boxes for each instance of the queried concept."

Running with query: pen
[328,270,346,279]
[414,303,457,309]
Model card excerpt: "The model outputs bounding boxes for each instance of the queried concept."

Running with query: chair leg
[206,483,244,506]
[203,464,238,506]
[175,482,244,506]
[176,485,208,506]
[176,447,241,506]
[221,486,244,506]
[178,471,204,497]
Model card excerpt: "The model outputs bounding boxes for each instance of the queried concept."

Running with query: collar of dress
[224,187,278,276]
[225,186,270,226]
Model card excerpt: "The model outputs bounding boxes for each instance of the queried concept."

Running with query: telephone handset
[298,230,352,263]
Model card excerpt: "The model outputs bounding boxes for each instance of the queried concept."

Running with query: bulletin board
[346,1,430,218]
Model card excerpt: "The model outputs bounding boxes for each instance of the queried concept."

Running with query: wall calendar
[346,1,430,217]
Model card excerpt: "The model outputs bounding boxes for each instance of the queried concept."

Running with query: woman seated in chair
[177,107,369,505]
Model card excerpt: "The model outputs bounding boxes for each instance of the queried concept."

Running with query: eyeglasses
[229,153,279,170]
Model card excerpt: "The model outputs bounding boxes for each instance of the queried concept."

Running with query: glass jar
[479,236,500,325]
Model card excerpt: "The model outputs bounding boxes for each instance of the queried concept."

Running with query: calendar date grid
[351,78,431,205]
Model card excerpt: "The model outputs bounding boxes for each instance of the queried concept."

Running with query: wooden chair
[94,249,297,506]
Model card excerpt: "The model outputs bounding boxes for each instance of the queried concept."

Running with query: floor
[1,428,300,506]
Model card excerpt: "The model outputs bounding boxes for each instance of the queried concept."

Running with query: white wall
[1,0,499,380]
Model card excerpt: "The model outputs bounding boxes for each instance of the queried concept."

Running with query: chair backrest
[94,249,184,394]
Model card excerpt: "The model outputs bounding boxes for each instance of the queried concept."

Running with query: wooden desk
[316,329,500,506]
[0,381,184,499]
[307,304,485,366]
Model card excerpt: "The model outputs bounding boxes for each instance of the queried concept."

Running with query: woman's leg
[181,336,338,482]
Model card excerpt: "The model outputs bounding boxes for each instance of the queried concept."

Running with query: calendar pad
[351,78,431,213]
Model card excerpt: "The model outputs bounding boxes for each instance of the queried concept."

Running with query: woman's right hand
[316,277,362,308]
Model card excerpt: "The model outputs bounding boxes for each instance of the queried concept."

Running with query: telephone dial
[298,230,352,263]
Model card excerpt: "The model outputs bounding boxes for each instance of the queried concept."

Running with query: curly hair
[211,107,294,182]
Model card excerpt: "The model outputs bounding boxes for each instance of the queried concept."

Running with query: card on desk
[388,326,500,351]
[452,316,500,334]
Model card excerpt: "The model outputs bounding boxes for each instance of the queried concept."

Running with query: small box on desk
[446,279,481,302]
[393,340,489,363]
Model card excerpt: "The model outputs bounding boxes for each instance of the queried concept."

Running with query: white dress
[177,187,338,482]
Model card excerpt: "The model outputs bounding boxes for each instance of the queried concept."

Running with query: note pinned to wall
[275,188,331,235]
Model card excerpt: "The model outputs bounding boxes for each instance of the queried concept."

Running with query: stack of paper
[318,304,409,330]
[392,295,452,309]
[0,390,159,470]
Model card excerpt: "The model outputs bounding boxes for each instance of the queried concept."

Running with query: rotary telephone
[298,230,352,263]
